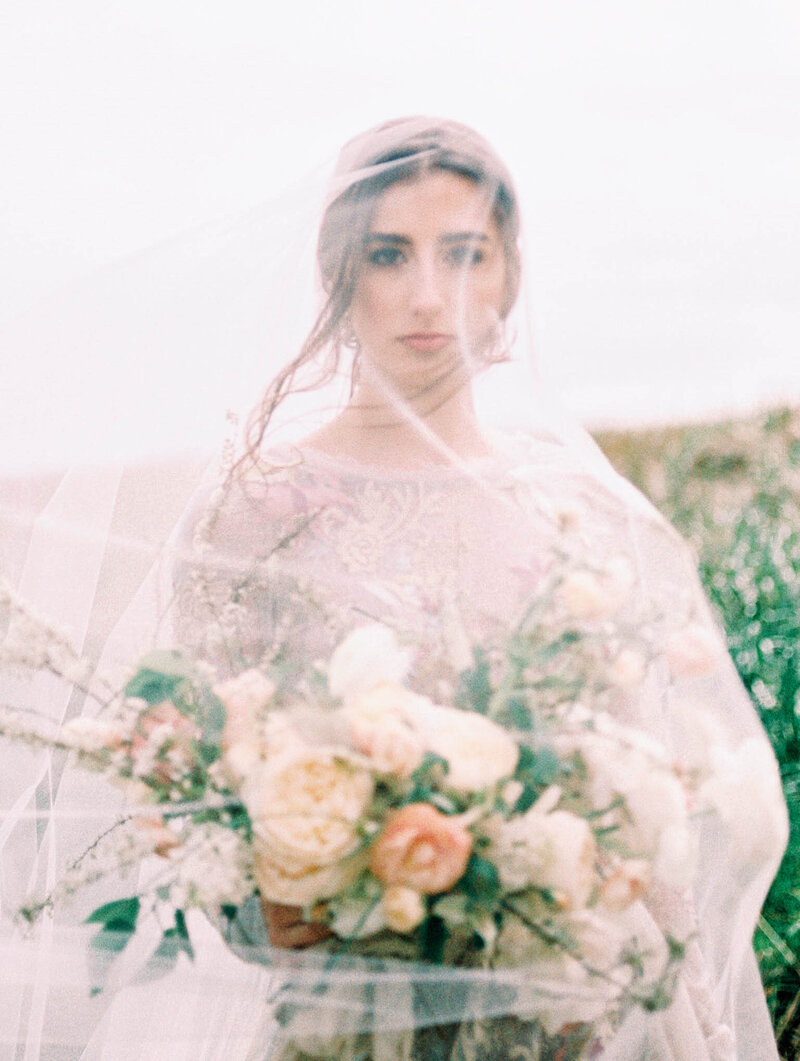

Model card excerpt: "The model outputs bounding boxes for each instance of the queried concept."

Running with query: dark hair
[243,118,521,463]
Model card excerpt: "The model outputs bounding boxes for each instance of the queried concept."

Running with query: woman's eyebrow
[364,233,411,245]
[441,232,489,243]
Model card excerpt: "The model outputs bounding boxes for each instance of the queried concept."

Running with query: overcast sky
[1,1,799,469]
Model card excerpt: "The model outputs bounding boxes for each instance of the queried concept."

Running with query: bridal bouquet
[0,556,780,1045]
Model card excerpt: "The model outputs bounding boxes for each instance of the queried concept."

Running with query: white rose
[489,788,596,910]
[700,738,788,868]
[408,703,519,792]
[665,623,722,680]
[382,885,426,933]
[242,746,373,905]
[345,683,426,778]
[328,624,411,702]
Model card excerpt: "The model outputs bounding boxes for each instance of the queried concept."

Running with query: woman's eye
[446,245,484,266]
[367,246,404,267]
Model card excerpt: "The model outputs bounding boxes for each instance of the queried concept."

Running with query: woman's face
[349,170,508,394]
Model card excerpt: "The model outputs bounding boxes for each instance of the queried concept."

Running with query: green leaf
[152,910,195,966]
[85,897,140,932]
[124,651,198,704]
[515,744,562,791]
[195,689,226,745]
[124,669,185,705]
[432,893,469,927]
[496,696,532,730]
[528,746,562,786]
[455,649,492,715]
[85,897,141,995]
[134,651,196,679]
[420,915,447,964]
[460,854,501,906]
[409,752,449,785]
[513,784,539,814]
[534,630,581,663]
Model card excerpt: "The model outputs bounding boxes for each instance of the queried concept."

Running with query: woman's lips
[399,333,453,353]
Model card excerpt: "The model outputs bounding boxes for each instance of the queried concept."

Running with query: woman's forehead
[366,170,497,237]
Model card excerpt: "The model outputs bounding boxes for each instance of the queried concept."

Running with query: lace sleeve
[171,469,349,677]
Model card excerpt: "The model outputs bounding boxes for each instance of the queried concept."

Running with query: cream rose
[369,803,472,894]
[328,624,411,702]
[382,885,427,933]
[243,746,373,905]
[407,703,519,792]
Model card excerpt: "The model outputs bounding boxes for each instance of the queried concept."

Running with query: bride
[0,117,788,1059]
[171,118,787,1059]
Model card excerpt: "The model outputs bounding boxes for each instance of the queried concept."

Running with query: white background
[1,0,799,468]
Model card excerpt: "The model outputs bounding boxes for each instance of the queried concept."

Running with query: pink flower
[369,803,472,895]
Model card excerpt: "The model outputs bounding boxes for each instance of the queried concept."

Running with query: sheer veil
[0,117,787,1060]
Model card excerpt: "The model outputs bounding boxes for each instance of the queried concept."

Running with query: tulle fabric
[0,117,788,1059]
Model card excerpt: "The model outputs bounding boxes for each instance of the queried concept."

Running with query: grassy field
[594,407,800,1058]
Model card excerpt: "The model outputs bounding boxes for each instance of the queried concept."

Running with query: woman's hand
[260,899,332,949]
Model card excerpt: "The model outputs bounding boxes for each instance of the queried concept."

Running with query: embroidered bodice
[174,435,673,689]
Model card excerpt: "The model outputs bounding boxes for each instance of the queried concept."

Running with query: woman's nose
[408,257,446,315]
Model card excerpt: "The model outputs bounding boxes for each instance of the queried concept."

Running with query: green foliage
[85,896,141,994]
[124,651,195,703]
[595,407,800,1057]
[460,854,502,909]
[420,914,447,964]
[455,648,492,714]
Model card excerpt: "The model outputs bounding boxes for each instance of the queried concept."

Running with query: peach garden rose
[369,803,472,895]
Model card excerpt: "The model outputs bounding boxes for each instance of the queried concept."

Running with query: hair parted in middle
[244,117,522,464]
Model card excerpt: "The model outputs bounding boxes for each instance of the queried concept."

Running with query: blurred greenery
[595,407,800,1059]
